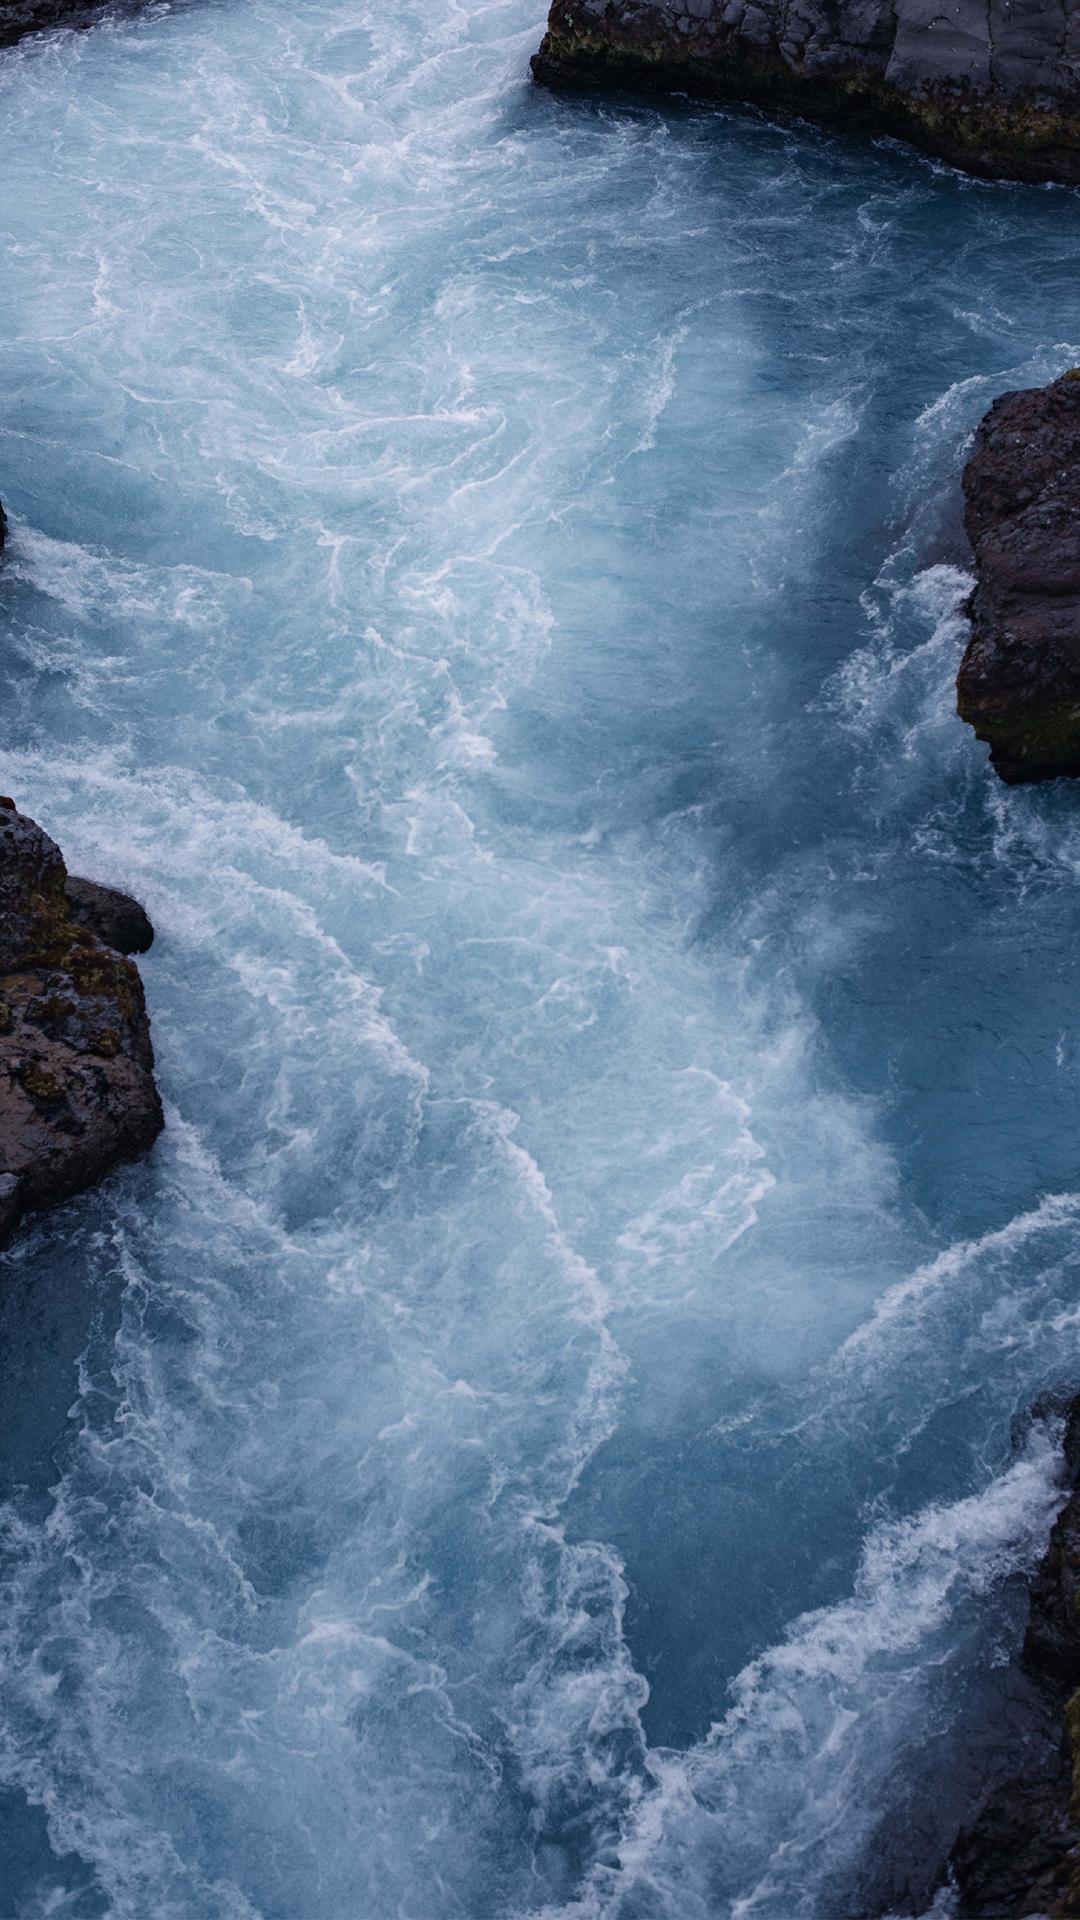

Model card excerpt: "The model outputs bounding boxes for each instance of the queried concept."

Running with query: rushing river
[3,4,1080,1915]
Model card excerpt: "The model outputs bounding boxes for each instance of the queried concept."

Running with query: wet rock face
[532,1,1080,183]
[1,0,106,48]
[66,876,155,956]
[950,1399,1080,1918]
[957,373,1080,785]
[0,799,163,1246]
[0,0,148,50]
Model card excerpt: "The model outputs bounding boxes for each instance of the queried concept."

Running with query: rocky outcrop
[947,1399,1080,1918]
[957,372,1080,785]
[66,876,154,956]
[532,1,1080,184]
[0,0,128,50]
[0,799,163,1246]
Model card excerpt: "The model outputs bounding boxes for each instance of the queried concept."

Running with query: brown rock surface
[0,798,163,1245]
[957,372,1080,784]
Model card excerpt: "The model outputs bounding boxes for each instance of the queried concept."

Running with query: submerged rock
[0,799,163,1246]
[948,1398,1080,1917]
[957,372,1080,785]
[532,1,1080,184]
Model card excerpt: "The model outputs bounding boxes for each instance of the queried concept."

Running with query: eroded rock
[0,798,163,1245]
[66,876,155,956]
[957,371,1080,785]
[949,1397,1080,1918]
[532,1,1080,184]
[0,0,127,51]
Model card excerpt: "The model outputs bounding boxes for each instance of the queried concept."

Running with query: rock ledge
[947,1397,1080,1916]
[532,1,1080,185]
[0,799,163,1246]
[957,371,1080,785]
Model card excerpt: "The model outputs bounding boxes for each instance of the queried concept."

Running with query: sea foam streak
[3,1,1080,1916]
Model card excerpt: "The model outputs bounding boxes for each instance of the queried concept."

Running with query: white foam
[839,1190,1080,1362]
[528,1427,1066,1920]
[4,9,1080,1915]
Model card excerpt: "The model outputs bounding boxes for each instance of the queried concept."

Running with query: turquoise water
[3,5,1080,1915]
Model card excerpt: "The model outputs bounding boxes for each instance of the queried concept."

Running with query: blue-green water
[2,6,1080,1915]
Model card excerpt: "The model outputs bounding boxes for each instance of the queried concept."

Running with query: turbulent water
[3,5,1080,1916]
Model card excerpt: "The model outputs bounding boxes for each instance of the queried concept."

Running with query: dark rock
[948,1396,1080,1918]
[2,0,112,49]
[951,1755,1080,1920]
[0,1172,20,1242]
[0,499,7,554]
[532,1,1080,185]
[1025,1426,1080,1695]
[0,0,148,51]
[66,876,155,956]
[957,372,1080,785]
[0,798,163,1247]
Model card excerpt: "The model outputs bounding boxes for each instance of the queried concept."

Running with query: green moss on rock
[532,4,1080,185]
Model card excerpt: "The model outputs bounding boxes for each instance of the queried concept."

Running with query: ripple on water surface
[3,3,1080,1916]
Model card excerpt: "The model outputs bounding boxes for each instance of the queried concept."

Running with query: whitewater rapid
[3,3,1080,1916]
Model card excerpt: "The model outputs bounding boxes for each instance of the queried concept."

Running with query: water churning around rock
[4,5,1080,1916]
